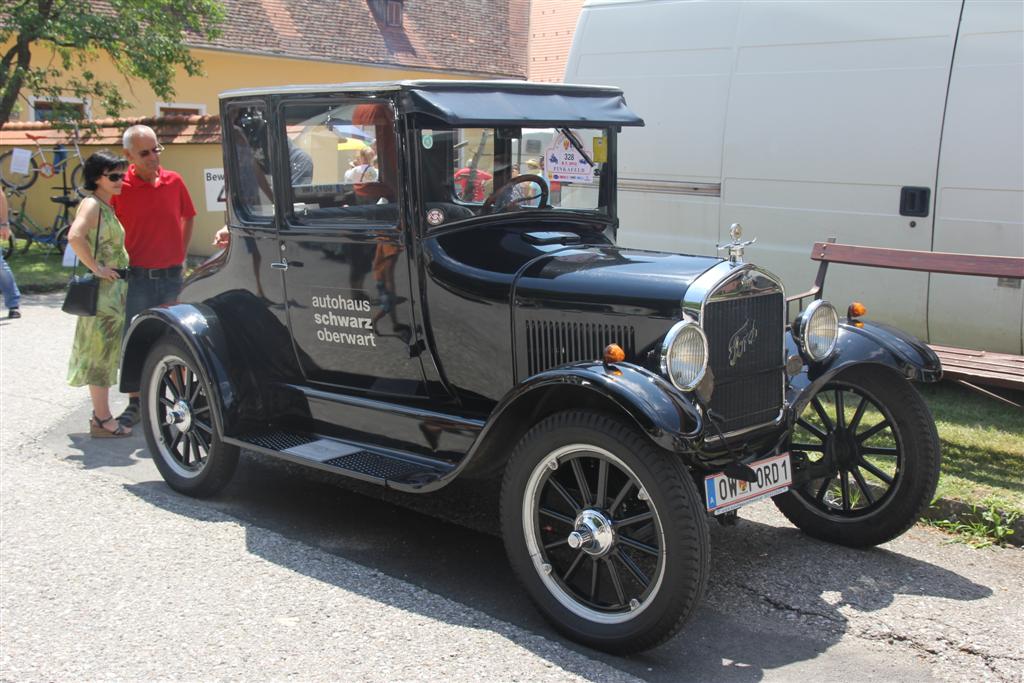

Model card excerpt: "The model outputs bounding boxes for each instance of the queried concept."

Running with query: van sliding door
[929,0,1023,354]
[720,1,961,340]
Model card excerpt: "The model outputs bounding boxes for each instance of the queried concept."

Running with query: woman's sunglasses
[104,173,126,182]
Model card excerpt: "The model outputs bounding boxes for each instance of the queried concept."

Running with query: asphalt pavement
[2,293,1022,682]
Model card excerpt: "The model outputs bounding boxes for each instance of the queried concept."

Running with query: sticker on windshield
[426,207,445,225]
[543,131,594,184]
[421,130,434,149]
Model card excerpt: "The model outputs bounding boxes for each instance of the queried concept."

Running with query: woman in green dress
[67,151,132,437]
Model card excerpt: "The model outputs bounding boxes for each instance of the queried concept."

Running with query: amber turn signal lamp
[603,343,626,364]
[848,301,867,318]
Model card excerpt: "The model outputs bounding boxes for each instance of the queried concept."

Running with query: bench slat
[811,242,1024,278]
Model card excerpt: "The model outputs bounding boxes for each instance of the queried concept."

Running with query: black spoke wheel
[774,367,940,547]
[0,150,38,191]
[501,411,708,654]
[141,337,238,497]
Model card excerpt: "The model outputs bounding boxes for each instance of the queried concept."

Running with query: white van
[565,0,1023,354]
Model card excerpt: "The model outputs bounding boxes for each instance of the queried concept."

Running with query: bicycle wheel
[2,235,13,260]
[70,164,85,196]
[0,150,38,191]
[55,224,70,255]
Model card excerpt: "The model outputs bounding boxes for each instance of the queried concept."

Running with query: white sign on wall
[204,168,226,212]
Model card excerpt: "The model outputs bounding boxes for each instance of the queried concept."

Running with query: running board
[224,431,454,490]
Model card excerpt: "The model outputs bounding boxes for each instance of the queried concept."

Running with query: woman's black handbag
[61,207,103,317]
[61,273,100,316]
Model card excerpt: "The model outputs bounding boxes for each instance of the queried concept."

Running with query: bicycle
[4,186,77,257]
[0,122,86,194]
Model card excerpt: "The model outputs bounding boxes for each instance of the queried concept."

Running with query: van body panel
[930,0,1024,353]
[567,0,1024,352]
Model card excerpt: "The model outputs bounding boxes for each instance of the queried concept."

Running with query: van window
[281,100,399,226]
[226,104,275,223]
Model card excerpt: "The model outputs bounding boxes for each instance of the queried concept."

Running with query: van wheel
[500,411,709,654]
[141,336,239,497]
[774,367,940,547]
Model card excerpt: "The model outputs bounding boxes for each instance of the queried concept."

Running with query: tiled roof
[0,116,222,146]
[188,0,529,79]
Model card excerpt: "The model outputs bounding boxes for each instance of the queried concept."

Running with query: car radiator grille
[525,320,636,375]
[703,292,785,435]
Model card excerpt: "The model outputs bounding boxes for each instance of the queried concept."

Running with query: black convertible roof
[220,80,645,127]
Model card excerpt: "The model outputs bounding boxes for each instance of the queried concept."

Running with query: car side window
[226,103,275,222]
[281,99,399,226]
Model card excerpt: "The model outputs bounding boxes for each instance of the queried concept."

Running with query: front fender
[119,304,240,435]
[787,320,942,414]
[490,361,703,451]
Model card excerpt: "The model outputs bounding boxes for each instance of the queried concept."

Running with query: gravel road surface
[2,294,1021,682]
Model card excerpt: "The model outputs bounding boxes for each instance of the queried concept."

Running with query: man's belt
[128,265,183,279]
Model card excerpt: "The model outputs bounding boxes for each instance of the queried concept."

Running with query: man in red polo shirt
[112,124,196,426]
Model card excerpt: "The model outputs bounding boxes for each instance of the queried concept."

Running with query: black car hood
[513,246,722,319]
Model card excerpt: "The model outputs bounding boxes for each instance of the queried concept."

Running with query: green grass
[918,383,1024,515]
[5,238,71,291]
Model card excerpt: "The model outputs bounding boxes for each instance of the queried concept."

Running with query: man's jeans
[124,274,183,336]
[0,250,20,311]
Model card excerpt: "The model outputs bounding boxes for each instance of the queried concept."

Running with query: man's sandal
[90,413,131,438]
[117,403,141,427]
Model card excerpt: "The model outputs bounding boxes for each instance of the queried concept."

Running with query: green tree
[0,0,225,125]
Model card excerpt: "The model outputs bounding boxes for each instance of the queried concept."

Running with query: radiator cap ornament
[718,223,757,264]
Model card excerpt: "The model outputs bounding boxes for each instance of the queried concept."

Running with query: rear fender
[787,320,941,415]
[120,304,240,435]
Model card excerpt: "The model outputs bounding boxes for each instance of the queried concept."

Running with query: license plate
[704,453,792,515]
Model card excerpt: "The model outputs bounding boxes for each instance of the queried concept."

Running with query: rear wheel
[141,336,239,497]
[774,367,940,547]
[70,164,85,196]
[54,225,70,255]
[0,150,38,191]
[501,411,709,654]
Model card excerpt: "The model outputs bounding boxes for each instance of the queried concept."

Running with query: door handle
[270,259,288,270]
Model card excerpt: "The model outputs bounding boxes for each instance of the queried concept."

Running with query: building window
[30,97,88,122]
[386,0,403,26]
[157,102,207,118]
[369,0,403,27]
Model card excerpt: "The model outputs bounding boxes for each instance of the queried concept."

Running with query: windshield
[416,126,611,226]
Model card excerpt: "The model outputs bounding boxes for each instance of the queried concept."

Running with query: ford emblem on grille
[728,318,759,366]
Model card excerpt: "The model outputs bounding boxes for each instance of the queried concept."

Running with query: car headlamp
[660,320,709,391]
[795,300,839,361]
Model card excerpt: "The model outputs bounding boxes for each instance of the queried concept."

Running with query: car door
[274,96,428,396]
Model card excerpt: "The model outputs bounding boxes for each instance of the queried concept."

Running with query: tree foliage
[0,0,225,126]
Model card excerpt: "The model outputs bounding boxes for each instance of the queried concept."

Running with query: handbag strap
[72,198,104,278]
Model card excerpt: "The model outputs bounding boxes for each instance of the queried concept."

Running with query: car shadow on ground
[97,447,993,683]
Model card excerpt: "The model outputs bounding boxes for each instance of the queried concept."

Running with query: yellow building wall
[5,46,469,121]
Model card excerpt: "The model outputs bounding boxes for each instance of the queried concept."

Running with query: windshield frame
[410,121,618,232]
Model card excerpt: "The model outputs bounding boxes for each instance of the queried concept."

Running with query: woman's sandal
[90,413,131,438]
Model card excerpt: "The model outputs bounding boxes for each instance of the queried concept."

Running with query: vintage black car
[120,81,942,653]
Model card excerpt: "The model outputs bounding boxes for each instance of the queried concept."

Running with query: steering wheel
[481,174,549,214]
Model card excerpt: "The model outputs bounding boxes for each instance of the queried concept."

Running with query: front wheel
[141,336,239,497]
[501,411,709,654]
[774,366,940,547]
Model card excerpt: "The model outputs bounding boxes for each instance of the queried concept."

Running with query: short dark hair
[82,151,127,191]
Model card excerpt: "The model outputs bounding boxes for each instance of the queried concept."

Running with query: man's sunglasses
[104,173,126,182]
[137,144,165,158]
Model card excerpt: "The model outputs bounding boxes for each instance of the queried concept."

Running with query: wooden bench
[787,239,1024,406]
